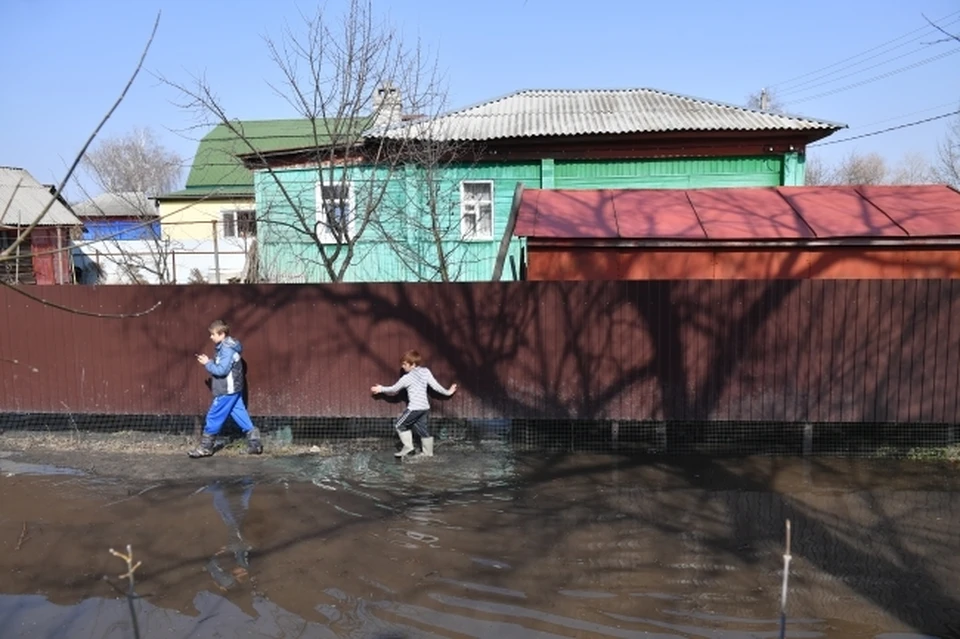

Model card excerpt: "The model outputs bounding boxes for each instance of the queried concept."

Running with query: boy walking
[189,320,263,458]
[371,350,457,458]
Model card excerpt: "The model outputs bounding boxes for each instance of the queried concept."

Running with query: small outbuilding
[0,167,80,284]
[513,185,960,280]
[72,192,160,241]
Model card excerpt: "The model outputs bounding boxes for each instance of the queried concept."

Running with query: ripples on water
[1,449,957,638]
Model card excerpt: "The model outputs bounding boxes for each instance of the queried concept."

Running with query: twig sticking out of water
[15,522,27,551]
[779,519,792,639]
[109,544,142,639]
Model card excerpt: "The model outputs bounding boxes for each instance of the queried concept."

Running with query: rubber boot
[188,434,215,458]
[395,430,415,457]
[246,427,263,455]
[421,436,434,457]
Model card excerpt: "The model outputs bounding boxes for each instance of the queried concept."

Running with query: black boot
[188,435,215,458]
[246,427,263,455]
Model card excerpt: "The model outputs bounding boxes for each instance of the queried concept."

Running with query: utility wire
[771,9,960,90]
[809,109,960,147]
[779,36,960,97]
[848,101,958,130]
[790,48,960,104]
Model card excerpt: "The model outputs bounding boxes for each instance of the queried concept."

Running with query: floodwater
[0,447,958,638]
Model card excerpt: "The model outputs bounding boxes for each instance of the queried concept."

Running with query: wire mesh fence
[2,413,959,458]
[2,279,960,457]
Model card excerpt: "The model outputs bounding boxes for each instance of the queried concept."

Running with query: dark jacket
[205,336,244,396]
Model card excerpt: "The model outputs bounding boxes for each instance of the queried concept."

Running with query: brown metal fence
[1,280,958,453]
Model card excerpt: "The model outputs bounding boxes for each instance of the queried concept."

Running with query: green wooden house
[242,88,844,283]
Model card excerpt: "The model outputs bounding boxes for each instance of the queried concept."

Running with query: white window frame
[220,209,256,239]
[315,181,355,244]
[460,180,494,240]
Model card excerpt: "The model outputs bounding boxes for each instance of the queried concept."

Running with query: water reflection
[2,455,959,637]
[201,478,254,592]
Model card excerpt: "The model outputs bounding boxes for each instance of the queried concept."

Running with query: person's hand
[370,385,381,395]
[197,354,209,365]
[449,383,458,394]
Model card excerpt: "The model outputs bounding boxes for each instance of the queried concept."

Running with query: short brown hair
[208,319,230,335]
[401,349,422,366]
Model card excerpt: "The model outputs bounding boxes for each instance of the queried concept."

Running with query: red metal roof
[687,188,813,239]
[614,190,705,239]
[778,186,905,237]
[514,185,960,242]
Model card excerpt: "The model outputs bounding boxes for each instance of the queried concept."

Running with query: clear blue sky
[2,0,958,198]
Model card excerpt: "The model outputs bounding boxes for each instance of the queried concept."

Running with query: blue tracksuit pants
[204,393,255,436]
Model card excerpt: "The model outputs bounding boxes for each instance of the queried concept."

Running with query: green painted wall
[256,162,540,283]
[553,157,785,189]
[257,154,795,283]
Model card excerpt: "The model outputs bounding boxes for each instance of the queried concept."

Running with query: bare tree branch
[833,151,889,185]
[934,110,960,188]
[746,88,787,114]
[163,0,449,283]
[0,12,161,264]
[0,280,162,318]
[82,127,183,194]
[0,12,165,318]
[924,13,960,44]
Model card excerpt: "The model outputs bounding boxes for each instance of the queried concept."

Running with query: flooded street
[0,448,958,638]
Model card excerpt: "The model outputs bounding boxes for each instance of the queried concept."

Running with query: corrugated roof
[73,192,156,218]
[379,89,845,141]
[0,167,80,226]
[163,118,369,199]
[515,185,960,242]
[158,185,256,200]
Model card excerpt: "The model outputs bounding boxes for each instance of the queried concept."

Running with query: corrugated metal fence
[1,280,957,427]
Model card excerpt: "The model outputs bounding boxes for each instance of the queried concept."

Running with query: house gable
[159,118,368,201]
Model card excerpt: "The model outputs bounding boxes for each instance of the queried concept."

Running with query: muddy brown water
[0,446,958,638]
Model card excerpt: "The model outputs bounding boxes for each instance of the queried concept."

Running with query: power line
[790,47,960,104]
[848,101,958,131]
[809,109,959,147]
[771,9,960,90]
[778,34,960,98]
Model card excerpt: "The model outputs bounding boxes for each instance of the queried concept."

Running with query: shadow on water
[0,450,958,638]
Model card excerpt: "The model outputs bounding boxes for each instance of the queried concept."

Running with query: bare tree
[833,151,889,185]
[934,111,960,188]
[811,150,938,187]
[923,15,960,187]
[0,13,164,318]
[82,127,183,195]
[166,0,447,283]
[803,153,834,185]
[71,190,177,284]
[889,151,937,185]
[746,88,787,114]
[72,127,184,284]
[371,135,491,282]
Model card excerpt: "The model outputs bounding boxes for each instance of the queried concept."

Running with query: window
[460,181,493,240]
[315,182,354,244]
[0,230,33,284]
[221,210,256,238]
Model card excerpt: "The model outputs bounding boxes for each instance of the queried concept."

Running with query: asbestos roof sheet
[0,167,80,226]
[379,89,843,141]
[515,185,960,242]
[73,192,157,218]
